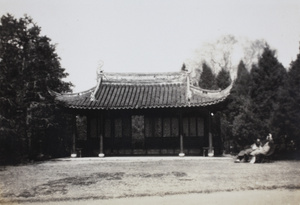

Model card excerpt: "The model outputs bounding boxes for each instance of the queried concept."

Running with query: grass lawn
[0,157,300,204]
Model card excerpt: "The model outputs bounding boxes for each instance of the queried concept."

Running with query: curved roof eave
[64,96,227,110]
[55,72,232,110]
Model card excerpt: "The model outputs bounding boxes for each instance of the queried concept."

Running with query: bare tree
[187,35,266,80]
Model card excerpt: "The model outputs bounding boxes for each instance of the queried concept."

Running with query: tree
[198,62,217,89]
[216,68,232,89]
[0,14,72,163]
[249,45,287,140]
[221,61,253,150]
[197,35,238,73]
[225,61,251,121]
[242,39,266,71]
[189,35,265,83]
[233,61,252,96]
[283,46,300,150]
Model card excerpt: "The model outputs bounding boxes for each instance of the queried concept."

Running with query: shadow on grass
[11,171,188,200]
[14,172,126,199]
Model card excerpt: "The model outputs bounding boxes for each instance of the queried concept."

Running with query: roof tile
[56,72,231,109]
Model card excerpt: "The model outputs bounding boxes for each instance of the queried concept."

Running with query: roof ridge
[102,71,184,75]
[56,87,95,97]
[102,81,184,85]
[102,71,186,83]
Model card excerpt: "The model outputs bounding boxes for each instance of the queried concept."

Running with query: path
[24,189,300,205]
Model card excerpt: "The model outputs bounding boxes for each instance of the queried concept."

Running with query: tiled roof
[56,72,231,110]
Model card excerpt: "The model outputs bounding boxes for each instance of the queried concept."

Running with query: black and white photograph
[0,0,300,204]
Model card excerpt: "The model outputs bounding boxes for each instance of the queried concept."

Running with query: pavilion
[55,69,232,157]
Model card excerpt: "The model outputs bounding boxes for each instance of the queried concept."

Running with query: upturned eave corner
[190,82,233,99]
[55,70,233,110]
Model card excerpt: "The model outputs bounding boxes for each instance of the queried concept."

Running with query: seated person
[250,133,274,164]
[235,138,262,163]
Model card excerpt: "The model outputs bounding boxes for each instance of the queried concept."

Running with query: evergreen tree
[0,14,72,163]
[284,47,300,150]
[216,68,232,89]
[220,45,297,156]
[221,61,254,149]
[233,61,252,96]
[249,45,287,141]
[199,62,217,89]
[226,61,251,122]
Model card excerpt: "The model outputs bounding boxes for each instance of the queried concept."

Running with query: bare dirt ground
[0,157,300,204]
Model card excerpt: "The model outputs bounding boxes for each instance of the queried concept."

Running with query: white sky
[1,0,300,92]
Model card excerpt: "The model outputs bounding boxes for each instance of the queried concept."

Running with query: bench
[255,145,276,163]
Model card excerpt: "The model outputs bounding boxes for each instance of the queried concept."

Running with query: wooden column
[179,111,185,157]
[208,111,214,157]
[98,112,105,158]
[71,115,77,157]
